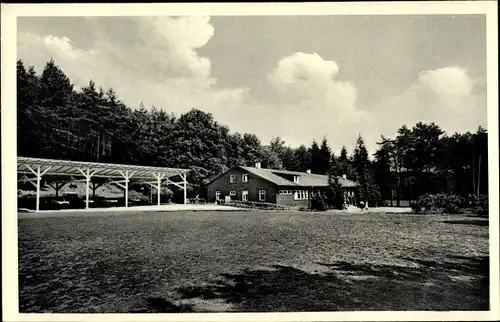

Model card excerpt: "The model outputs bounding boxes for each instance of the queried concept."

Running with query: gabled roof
[240,166,302,186]
[208,165,358,188]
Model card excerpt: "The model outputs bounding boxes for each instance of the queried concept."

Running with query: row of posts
[23,165,187,211]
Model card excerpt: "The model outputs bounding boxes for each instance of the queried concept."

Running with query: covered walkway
[17,157,190,211]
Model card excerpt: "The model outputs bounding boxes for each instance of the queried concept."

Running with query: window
[279,190,292,195]
[259,190,266,201]
[230,174,236,183]
[242,190,249,201]
[294,176,300,183]
[216,191,221,200]
[230,191,236,196]
[294,190,309,200]
[242,174,248,182]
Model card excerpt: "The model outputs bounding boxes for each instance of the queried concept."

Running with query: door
[215,191,221,201]
[242,190,248,201]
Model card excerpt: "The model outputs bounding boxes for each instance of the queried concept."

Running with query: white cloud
[376,66,486,138]
[261,52,376,153]
[17,17,246,115]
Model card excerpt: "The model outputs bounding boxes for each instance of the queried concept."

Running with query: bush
[413,193,467,214]
[311,192,327,211]
[468,194,489,216]
[220,200,289,211]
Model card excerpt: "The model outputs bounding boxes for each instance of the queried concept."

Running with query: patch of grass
[18,211,489,312]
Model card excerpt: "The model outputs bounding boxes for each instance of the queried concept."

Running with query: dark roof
[208,165,358,188]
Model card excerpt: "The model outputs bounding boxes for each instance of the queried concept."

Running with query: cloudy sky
[17,15,487,153]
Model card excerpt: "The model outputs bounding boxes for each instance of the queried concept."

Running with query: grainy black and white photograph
[1,2,499,321]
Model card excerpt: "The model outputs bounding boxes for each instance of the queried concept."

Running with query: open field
[18,211,489,312]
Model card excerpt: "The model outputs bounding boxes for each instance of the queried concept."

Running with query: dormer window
[294,175,300,183]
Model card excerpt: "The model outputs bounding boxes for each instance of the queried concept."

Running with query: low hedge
[218,200,290,210]
[412,193,488,215]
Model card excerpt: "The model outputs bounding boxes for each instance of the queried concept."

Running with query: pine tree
[309,140,321,174]
[293,145,310,172]
[37,59,76,158]
[318,137,332,174]
[352,135,381,206]
[17,61,42,157]
[326,158,344,209]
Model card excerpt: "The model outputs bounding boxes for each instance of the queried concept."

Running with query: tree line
[17,59,488,202]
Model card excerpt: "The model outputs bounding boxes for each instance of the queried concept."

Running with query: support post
[118,170,135,208]
[91,182,104,198]
[477,154,481,197]
[36,166,41,211]
[85,169,90,209]
[182,173,187,205]
[26,165,51,212]
[78,168,97,209]
[157,173,163,206]
[125,170,129,207]
[149,172,165,206]
[47,182,68,198]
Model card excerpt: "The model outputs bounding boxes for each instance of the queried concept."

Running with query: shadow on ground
[174,255,489,312]
[131,297,194,313]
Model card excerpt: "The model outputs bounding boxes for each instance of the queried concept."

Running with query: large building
[206,162,359,208]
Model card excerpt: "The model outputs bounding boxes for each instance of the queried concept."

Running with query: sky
[17,15,487,154]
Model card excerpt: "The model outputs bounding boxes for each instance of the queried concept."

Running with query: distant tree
[281,146,298,171]
[261,145,283,169]
[337,145,350,176]
[263,136,286,169]
[37,59,76,159]
[374,137,395,205]
[242,133,264,166]
[227,132,246,168]
[317,137,332,174]
[17,60,42,157]
[293,145,310,171]
[38,58,74,110]
[325,158,344,209]
[308,140,321,174]
[352,135,381,206]
[166,109,230,195]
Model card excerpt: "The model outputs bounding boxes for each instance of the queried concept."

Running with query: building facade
[206,163,359,208]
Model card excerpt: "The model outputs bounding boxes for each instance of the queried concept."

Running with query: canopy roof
[17,157,190,180]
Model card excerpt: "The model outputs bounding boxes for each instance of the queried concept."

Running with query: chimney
[306,169,311,174]
[255,162,261,169]
[342,174,347,180]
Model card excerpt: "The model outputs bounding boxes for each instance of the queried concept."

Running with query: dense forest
[17,59,488,203]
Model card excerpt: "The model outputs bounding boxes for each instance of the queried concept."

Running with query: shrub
[468,194,489,216]
[413,193,467,214]
[221,200,289,211]
[311,192,327,211]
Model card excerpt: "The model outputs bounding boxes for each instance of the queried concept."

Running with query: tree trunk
[477,154,481,196]
[408,183,412,206]
[396,176,401,207]
[472,155,476,195]
[390,188,394,207]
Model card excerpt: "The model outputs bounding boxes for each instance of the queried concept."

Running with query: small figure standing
[364,201,369,211]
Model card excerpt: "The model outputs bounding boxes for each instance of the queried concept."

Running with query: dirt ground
[18,210,489,312]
